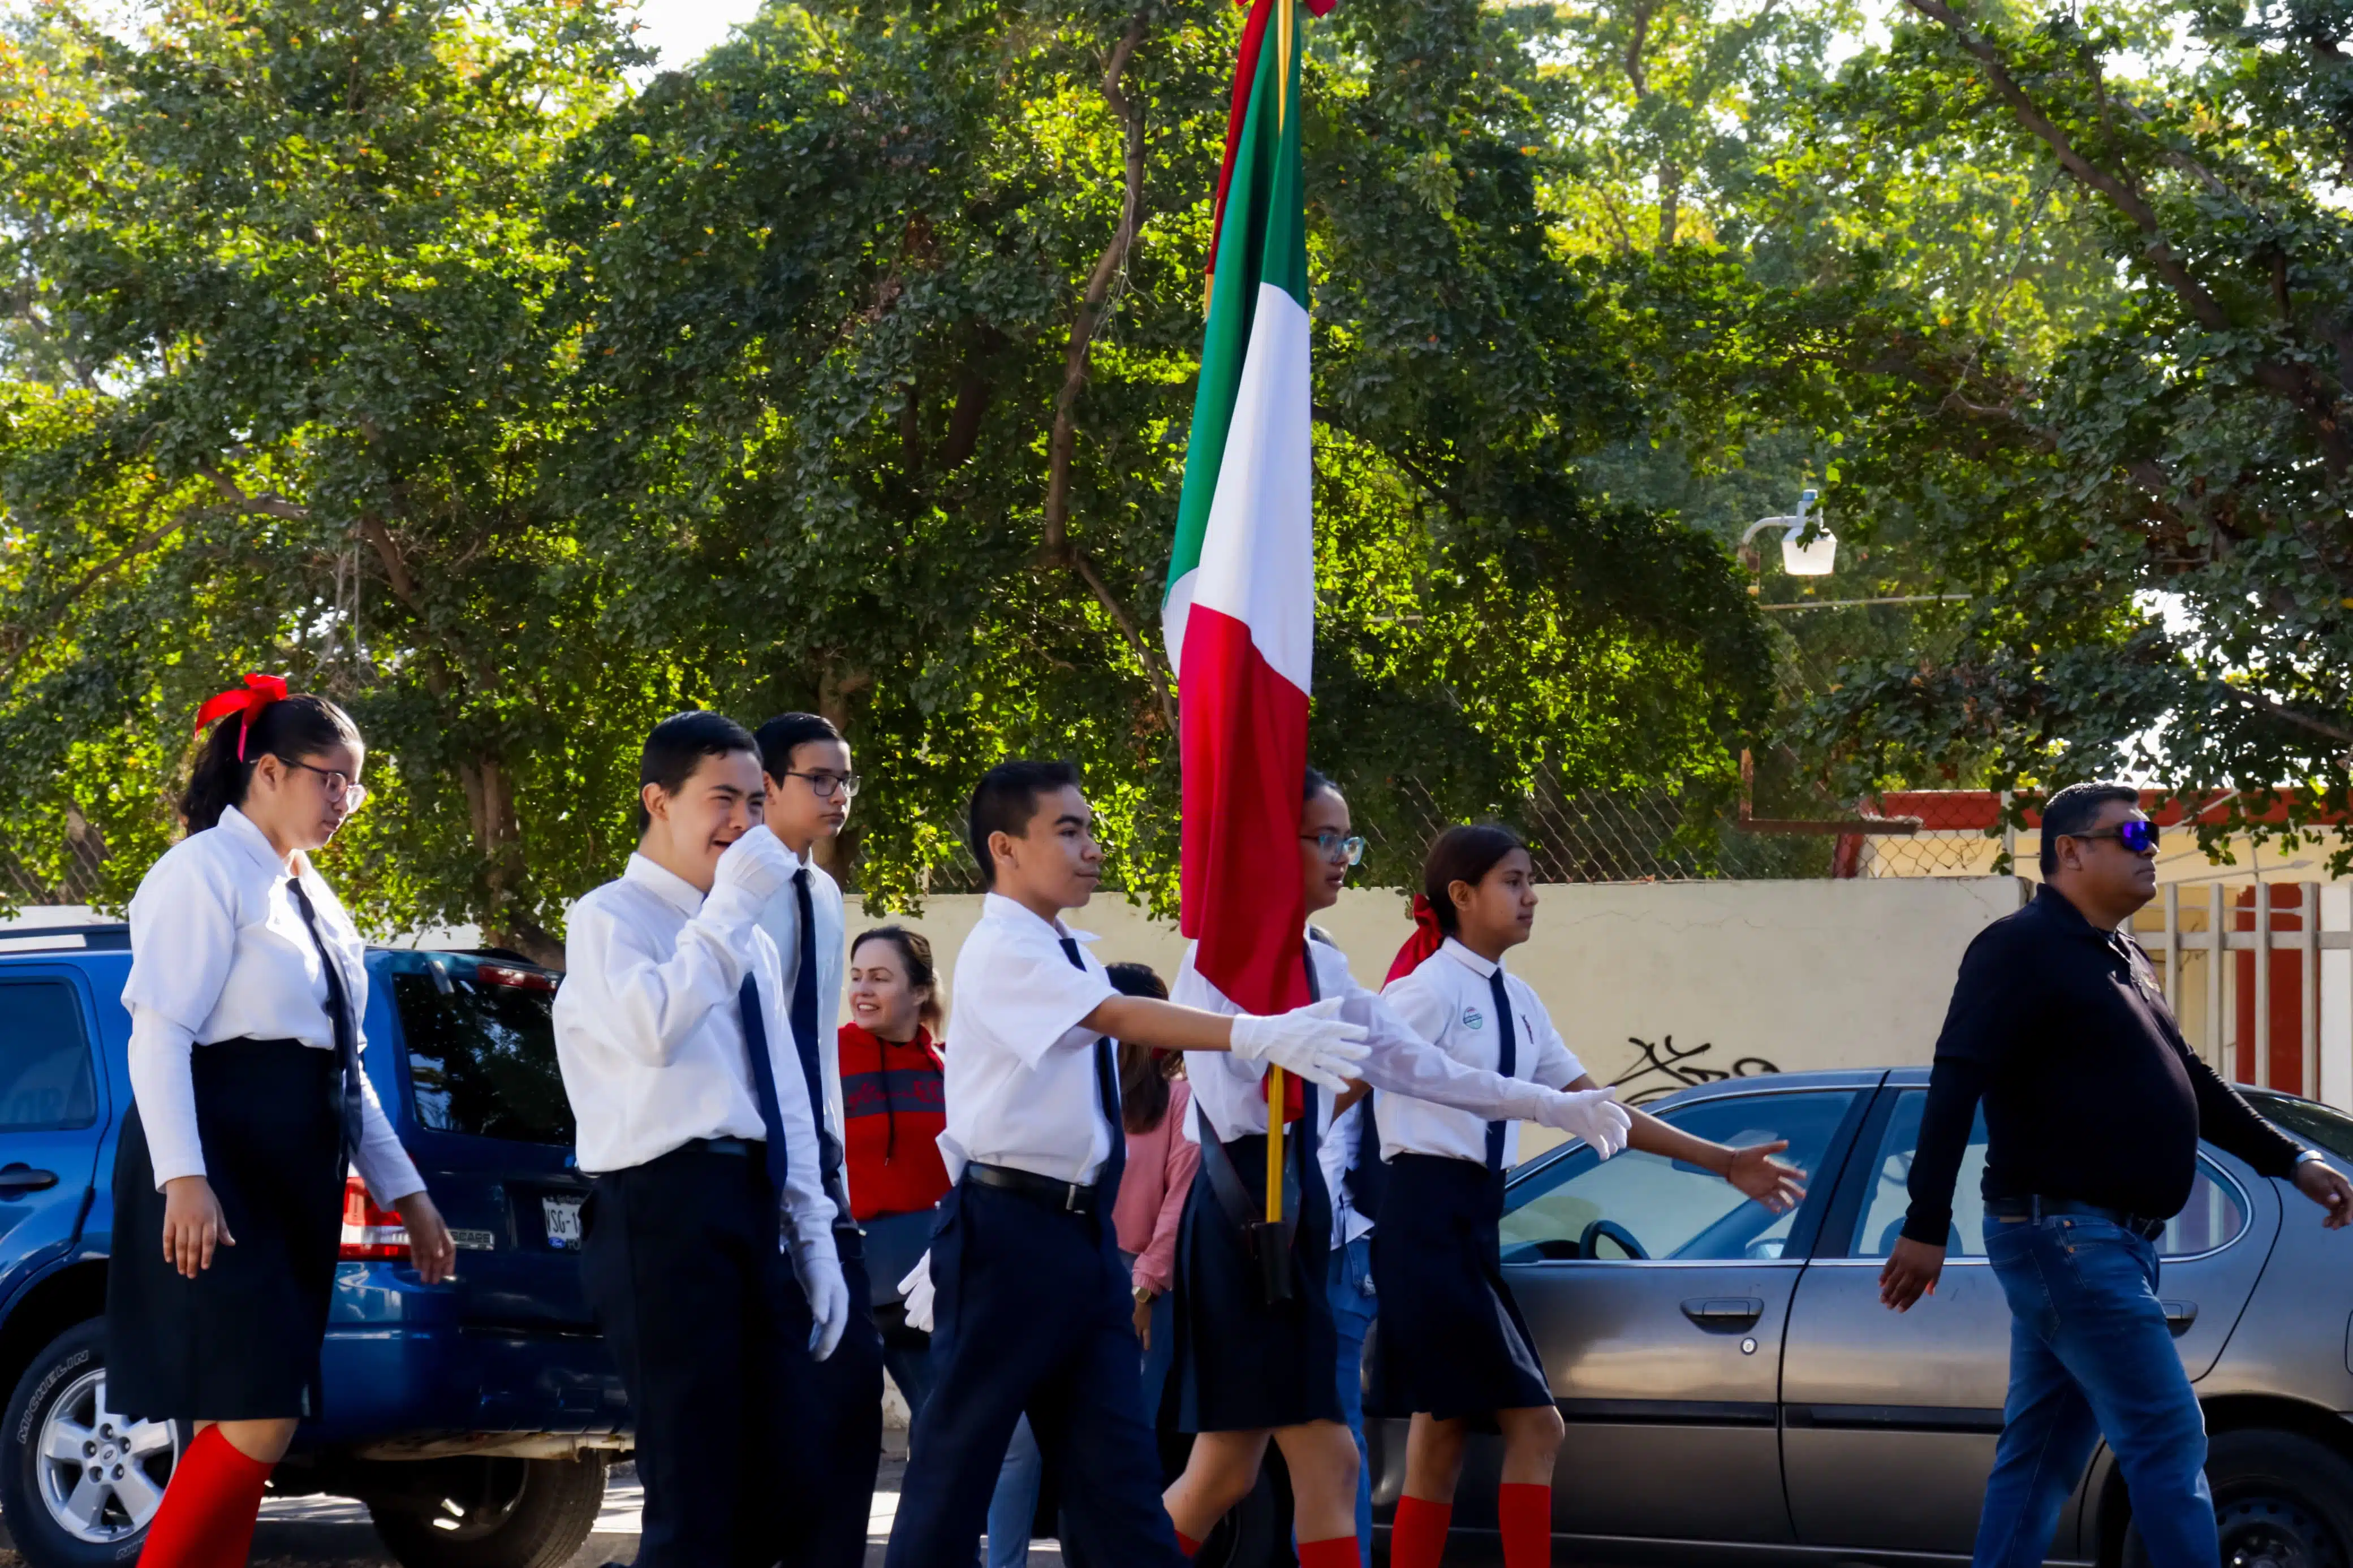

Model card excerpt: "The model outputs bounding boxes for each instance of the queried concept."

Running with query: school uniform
[554,852,839,1568]
[755,853,887,1568]
[1320,1096,1380,1567]
[884,893,1187,1568]
[1172,931,1589,1434]
[107,804,425,1424]
[1373,938,1585,1419]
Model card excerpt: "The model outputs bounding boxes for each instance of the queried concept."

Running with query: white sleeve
[122,848,235,1189]
[963,937,1119,1069]
[759,937,842,1249]
[350,1062,425,1206]
[1529,1013,1585,1090]
[566,888,759,1068]
[1350,970,1568,1122]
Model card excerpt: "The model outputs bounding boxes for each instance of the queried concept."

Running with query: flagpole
[1261,0,1297,1230]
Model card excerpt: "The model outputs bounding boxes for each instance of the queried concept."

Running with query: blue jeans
[1973,1213,2217,1568]
[1328,1235,1376,1568]
[985,1416,1043,1568]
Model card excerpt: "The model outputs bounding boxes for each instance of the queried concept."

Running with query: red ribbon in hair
[193,673,288,761]
[1385,893,1447,983]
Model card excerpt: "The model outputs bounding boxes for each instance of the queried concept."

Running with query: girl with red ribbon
[106,678,456,1568]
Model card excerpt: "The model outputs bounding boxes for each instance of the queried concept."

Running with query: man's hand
[1726,1141,1807,1213]
[2295,1156,2353,1230]
[1879,1236,1945,1311]
[899,1252,936,1334]
[713,823,796,904]
[160,1175,232,1278]
[1132,1294,1153,1350]
[394,1190,459,1284]
[1229,999,1372,1092]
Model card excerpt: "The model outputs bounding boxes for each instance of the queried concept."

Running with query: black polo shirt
[1903,884,2305,1246]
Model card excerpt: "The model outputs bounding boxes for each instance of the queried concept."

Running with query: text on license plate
[542,1195,583,1249]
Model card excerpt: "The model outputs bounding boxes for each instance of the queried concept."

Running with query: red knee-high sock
[137,1426,274,1568]
[1498,1482,1551,1568]
[1175,1529,1203,1558]
[1299,1535,1360,1568]
[1390,1495,1453,1568]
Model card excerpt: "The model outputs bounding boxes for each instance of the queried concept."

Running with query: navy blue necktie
[789,869,852,1224]
[286,879,367,1160]
[1061,936,1126,1209]
[738,975,794,1194]
[1486,969,1518,1172]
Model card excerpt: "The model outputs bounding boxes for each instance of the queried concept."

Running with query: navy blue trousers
[885,1178,1186,1568]
[581,1146,818,1568]
[797,1238,886,1568]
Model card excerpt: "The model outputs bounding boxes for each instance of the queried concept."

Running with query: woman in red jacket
[839,926,952,1419]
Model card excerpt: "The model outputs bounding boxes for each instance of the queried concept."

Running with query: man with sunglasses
[1883,783,2353,1568]
[751,711,885,1568]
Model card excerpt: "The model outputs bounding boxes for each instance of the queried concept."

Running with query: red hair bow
[194,673,288,761]
[1385,893,1446,983]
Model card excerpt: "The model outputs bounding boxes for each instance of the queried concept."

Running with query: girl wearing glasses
[1374,826,1805,1568]
[107,677,456,1568]
[1157,771,1632,1567]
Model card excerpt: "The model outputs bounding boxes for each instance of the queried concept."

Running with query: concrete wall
[851,877,2029,1143]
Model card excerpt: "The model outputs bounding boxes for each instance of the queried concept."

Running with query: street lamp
[1739,488,1836,577]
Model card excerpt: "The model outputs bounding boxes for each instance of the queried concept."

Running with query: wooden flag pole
[1265,1067,1286,1222]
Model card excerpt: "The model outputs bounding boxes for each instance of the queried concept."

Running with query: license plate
[542,1195,583,1250]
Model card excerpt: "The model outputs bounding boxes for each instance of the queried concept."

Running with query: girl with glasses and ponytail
[1374,824,1807,1568]
[107,677,457,1568]
[1156,774,1635,1568]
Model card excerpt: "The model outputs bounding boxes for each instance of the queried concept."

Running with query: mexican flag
[1163,0,1317,1018]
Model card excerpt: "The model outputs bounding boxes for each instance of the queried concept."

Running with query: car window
[1852,1089,2246,1259]
[0,981,98,1132]
[1499,1091,1856,1263]
[392,968,575,1146]
[2245,1094,2353,1163]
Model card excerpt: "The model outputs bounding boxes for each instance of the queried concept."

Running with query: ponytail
[1386,824,1527,980]
[183,686,363,834]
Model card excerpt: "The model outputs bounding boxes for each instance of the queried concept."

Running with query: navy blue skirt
[1170,1134,1339,1433]
[1369,1152,1551,1420]
[106,1038,347,1423]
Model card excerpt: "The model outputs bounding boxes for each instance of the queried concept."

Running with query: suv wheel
[0,1319,182,1567]
[365,1453,610,1568]
[2123,1429,2353,1568]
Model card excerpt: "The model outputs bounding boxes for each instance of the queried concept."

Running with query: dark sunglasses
[2072,820,2160,854]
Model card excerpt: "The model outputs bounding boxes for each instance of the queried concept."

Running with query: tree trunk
[461,754,565,969]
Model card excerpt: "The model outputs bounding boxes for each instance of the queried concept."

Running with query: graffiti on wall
[1604,1035,1782,1106]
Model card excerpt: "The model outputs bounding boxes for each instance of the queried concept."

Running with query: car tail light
[475,962,557,992]
[339,1176,411,1262]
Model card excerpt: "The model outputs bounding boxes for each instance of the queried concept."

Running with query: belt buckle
[1063,1182,1086,1213]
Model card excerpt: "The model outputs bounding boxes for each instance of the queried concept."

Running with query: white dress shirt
[1176,931,1584,1145]
[120,805,423,1203]
[752,852,847,1180]
[937,893,1121,1186]
[1377,938,1585,1167]
[551,854,836,1248]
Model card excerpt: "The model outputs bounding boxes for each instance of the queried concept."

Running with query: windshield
[2245,1093,2353,1164]
[391,967,575,1146]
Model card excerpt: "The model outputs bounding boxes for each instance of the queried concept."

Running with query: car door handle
[2162,1300,2198,1336]
[1682,1297,1764,1331]
[0,1165,60,1195]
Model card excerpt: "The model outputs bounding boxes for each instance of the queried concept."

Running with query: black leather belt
[965,1162,1100,1216]
[684,1136,758,1157]
[1986,1195,2167,1241]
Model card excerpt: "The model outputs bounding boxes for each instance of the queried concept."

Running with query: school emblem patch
[1462,1007,1485,1030]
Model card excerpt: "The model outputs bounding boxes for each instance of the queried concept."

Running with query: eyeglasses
[781,770,861,801]
[1300,830,1367,866]
[2073,820,2160,854]
[284,758,368,812]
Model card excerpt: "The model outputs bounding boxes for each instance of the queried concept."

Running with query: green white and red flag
[1165,0,1321,1022]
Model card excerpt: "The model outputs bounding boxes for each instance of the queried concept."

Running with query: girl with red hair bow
[107,679,456,1568]
[1373,825,1806,1568]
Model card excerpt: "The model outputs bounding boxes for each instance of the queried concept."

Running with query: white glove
[1538,1086,1633,1159]
[899,1251,935,1334]
[713,824,796,906]
[1229,997,1372,1093]
[791,1239,851,1361]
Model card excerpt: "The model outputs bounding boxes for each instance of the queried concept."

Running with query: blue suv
[0,926,627,1568]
